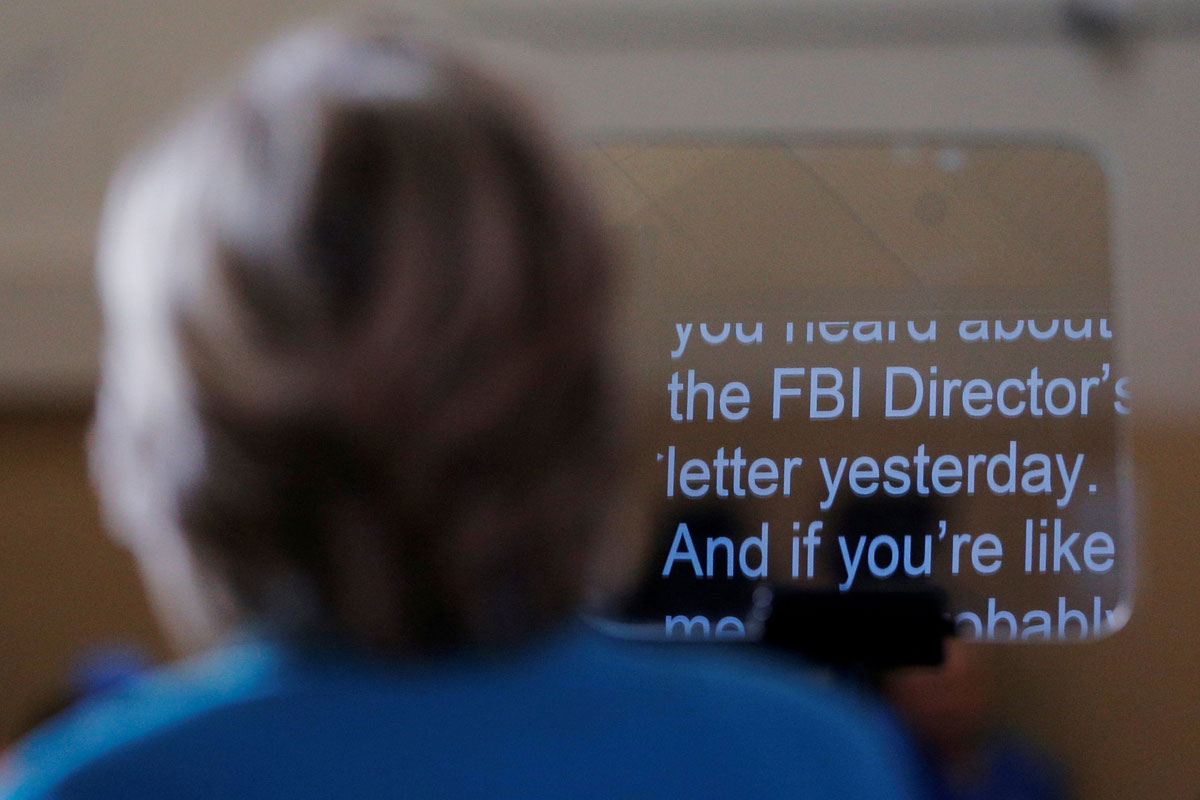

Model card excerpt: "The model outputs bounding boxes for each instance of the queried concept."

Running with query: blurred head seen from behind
[88,19,621,656]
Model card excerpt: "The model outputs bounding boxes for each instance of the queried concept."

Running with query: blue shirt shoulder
[2,626,922,799]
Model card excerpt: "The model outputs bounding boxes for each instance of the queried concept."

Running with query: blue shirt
[2,625,921,798]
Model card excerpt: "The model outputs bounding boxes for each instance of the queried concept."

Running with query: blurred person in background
[885,639,1067,800]
[1,16,922,799]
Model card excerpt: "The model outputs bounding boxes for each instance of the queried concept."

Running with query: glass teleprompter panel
[583,139,1132,644]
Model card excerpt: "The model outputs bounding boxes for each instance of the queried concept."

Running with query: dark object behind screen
[763,588,953,669]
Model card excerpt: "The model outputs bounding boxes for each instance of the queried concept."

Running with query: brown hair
[89,20,621,653]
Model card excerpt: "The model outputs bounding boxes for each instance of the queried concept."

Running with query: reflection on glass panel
[583,140,1130,647]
